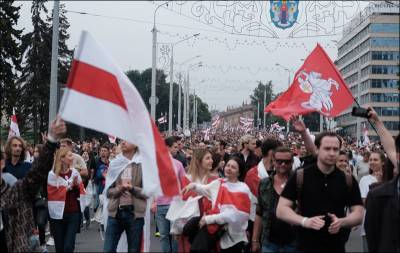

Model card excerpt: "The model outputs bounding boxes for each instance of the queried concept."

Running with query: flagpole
[49,0,60,124]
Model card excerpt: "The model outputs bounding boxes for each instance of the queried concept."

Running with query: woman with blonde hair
[47,148,85,253]
[168,149,217,252]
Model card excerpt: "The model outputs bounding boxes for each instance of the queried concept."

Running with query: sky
[16,1,370,111]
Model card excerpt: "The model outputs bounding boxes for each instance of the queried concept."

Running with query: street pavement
[48,216,363,252]
[48,215,162,252]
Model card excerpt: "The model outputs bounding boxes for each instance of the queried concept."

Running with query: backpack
[296,167,353,242]
[295,168,353,212]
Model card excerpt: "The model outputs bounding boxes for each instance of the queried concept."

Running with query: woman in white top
[359,151,385,253]
[47,148,84,253]
[183,156,251,253]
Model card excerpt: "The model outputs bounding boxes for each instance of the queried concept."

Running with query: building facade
[335,1,399,141]
[220,104,255,128]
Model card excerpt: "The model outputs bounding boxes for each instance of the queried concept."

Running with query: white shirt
[355,160,369,181]
[359,174,378,236]
[292,156,301,171]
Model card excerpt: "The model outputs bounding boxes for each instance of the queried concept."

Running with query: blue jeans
[155,205,178,253]
[50,212,80,253]
[262,241,296,253]
[103,207,144,253]
[93,184,102,211]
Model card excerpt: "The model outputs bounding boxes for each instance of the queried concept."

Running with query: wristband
[301,217,308,228]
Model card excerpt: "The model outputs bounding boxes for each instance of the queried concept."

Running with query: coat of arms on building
[270,0,299,29]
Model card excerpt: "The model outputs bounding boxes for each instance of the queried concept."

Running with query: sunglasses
[275,159,293,165]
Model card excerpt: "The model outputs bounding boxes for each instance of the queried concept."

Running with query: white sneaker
[46,236,55,246]
[40,245,48,253]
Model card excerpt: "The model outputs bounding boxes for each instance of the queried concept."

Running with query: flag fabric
[362,123,370,146]
[47,168,86,219]
[265,44,354,121]
[244,161,269,221]
[8,108,20,139]
[211,115,221,128]
[108,135,117,144]
[102,153,151,252]
[203,127,211,141]
[59,31,179,198]
[157,115,167,124]
[197,179,252,249]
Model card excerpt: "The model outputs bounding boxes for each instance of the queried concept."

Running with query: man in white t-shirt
[355,151,370,181]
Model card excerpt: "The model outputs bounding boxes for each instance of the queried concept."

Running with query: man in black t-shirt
[277,132,363,253]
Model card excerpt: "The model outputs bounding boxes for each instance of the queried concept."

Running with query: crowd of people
[0,107,399,253]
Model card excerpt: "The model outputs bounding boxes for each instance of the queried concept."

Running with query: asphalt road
[48,217,363,252]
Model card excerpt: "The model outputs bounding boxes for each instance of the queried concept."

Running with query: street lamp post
[275,63,292,134]
[181,62,202,132]
[151,1,170,120]
[176,55,201,131]
[49,0,60,124]
[165,33,199,136]
[191,80,204,130]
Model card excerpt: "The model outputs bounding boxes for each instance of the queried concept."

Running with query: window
[370,93,399,102]
[370,23,400,33]
[373,107,400,116]
[350,85,358,96]
[371,65,399,75]
[360,52,370,65]
[345,73,358,85]
[371,51,399,60]
[370,37,400,48]
[361,66,370,77]
[370,79,400,88]
[341,59,359,75]
[360,94,370,104]
[383,121,400,131]
[360,80,369,90]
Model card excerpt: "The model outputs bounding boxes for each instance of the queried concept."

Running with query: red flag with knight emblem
[265,44,354,121]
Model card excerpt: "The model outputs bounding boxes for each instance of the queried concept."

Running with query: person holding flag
[8,108,20,139]
[103,141,148,253]
[47,147,87,253]
[182,156,252,252]
[57,30,180,252]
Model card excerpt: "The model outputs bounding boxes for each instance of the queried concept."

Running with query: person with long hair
[47,148,85,253]
[1,118,66,253]
[3,136,31,180]
[182,156,252,253]
[359,150,386,253]
[168,149,216,252]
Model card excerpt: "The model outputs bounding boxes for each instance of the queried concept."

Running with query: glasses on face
[274,159,293,165]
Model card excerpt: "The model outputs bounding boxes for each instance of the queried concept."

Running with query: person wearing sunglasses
[252,147,296,253]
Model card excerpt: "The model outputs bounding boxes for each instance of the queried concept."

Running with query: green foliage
[126,68,211,129]
[250,81,285,127]
[18,1,72,143]
[0,0,23,118]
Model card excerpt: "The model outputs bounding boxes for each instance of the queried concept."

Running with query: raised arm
[367,107,397,169]
[1,117,66,208]
[290,115,317,155]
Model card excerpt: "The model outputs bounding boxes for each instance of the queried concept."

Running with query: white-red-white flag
[362,123,370,146]
[108,135,117,144]
[157,115,167,124]
[59,31,180,198]
[8,108,20,139]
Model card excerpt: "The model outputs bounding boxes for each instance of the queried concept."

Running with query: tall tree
[19,1,72,142]
[19,0,51,142]
[250,81,285,127]
[47,3,73,85]
[126,68,211,130]
[0,1,23,118]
